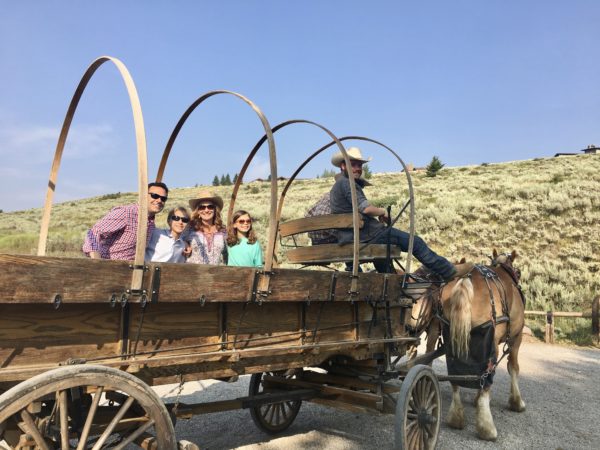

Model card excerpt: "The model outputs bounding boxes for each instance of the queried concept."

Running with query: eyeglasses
[149,192,168,202]
[236,219,252,224]
[198,204,215,211]
[170,215,190,223]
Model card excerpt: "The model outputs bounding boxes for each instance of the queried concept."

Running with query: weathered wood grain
[286,243,402,264]
[279,214,362,237]
[0,255,132,304]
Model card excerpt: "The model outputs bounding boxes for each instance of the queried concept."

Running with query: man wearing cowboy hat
[329,147,469,280]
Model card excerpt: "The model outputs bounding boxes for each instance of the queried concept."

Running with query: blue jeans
[368,228,455,278]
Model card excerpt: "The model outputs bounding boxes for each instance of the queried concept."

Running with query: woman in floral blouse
[186,190,227,265]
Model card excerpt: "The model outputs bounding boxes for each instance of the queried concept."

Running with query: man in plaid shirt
[82,182,169,260]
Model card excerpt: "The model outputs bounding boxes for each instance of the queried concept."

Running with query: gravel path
[156,337,599,449]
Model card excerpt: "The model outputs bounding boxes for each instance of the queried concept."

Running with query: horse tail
[449,277,474,359]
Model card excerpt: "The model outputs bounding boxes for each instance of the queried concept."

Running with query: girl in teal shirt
[226,210,263,267]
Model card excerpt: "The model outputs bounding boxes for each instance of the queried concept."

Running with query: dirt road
[158,338,599,449]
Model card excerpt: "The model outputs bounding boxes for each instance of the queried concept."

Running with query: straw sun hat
[188,189,224,210]
[331,147,372,168]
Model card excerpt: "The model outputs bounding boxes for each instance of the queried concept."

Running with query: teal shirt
[227,237,263,267]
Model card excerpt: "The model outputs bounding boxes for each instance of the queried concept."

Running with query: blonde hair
[227,210,258,246]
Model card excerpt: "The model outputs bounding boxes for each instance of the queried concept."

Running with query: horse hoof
[447,410,465,429]
[509,398,526,412]
[477,426,498,441]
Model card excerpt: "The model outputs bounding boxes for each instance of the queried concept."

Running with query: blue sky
[1,1,599,212]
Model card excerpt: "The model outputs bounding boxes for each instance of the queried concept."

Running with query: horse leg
[446,383,465,429]
[476,387,497,441]
[508,333,526,412]
[424,319,439,366]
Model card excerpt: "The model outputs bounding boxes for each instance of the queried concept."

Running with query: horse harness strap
[474,264,513,387]
[475,265,510,329]
[497,262,526,307]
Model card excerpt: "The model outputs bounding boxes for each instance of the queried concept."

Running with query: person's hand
[183,243,192,258]
[378,210,390,225]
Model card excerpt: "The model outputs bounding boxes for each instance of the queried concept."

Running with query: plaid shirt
[82,204,155,260]
[305,192,337,244]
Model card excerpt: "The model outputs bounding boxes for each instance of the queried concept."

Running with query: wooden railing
[524,296,599,344]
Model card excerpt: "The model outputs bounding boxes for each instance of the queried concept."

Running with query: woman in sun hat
[186,190,228,265]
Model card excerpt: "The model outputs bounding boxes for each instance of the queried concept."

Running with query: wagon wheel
[394,365,441,450]
[248,371,302,434]
[0,365,176,450]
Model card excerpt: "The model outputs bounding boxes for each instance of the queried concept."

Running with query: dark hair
[166,206,190,227]
[148,182,169,195]
[227,210,257,246]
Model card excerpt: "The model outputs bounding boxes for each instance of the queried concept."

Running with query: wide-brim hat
[331,146,372,168]
[188,190,224,210]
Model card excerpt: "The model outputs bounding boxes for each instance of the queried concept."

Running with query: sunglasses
[198,204,215,211]
[149,192,168,202]
[170,215,190,223]
[236,219,252,224]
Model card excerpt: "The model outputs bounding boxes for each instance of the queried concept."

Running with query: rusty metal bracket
[150,266,161,303]
[328,272,338,302]
[251,270,273,304]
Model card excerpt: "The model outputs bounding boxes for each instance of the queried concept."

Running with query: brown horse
[407,250,526,440]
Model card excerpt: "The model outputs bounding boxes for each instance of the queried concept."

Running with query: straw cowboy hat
[331,146,372,168]
[188,189,224,210]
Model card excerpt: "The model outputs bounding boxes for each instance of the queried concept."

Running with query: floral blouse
[186,229,227,265]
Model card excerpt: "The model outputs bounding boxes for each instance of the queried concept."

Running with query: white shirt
[145,228,187,263]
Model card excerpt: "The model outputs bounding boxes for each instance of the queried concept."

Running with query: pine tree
[426,156,445,177]
[220,174,226,185]
[233,173,239,183]
[212,175,220,186]
[224,173,232,185]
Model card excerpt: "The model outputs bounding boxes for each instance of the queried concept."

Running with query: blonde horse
[407,250,526,441]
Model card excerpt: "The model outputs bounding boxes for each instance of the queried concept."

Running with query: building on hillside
[554,144,599,157]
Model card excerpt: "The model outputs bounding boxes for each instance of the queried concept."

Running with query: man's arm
[82,207,130,258]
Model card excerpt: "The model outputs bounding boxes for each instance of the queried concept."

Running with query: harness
[437,264,515,389]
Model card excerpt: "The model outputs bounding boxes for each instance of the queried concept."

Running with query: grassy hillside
[1,154,599,344]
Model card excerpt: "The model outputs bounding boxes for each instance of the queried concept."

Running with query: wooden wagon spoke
[407,421,419,449]
[59,389,69,450]
[76,386,104,450]
[112,418,155,450]
[19,409,51,450]
[91,396,135,450]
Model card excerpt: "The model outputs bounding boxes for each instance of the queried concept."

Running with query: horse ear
[492,248,498,258]
[459,257,466,264]
[511,250,518,261]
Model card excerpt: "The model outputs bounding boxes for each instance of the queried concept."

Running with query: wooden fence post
[592,296,599,344]
[545,311,554,344]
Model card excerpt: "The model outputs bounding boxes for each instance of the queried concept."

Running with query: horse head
[491,248,521,282]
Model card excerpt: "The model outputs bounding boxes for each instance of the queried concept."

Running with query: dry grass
[1,154,599,344]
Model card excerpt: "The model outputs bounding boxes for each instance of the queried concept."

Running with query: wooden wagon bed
[0,253,417,391]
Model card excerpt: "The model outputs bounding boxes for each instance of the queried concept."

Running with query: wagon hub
[418,408,437,426]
